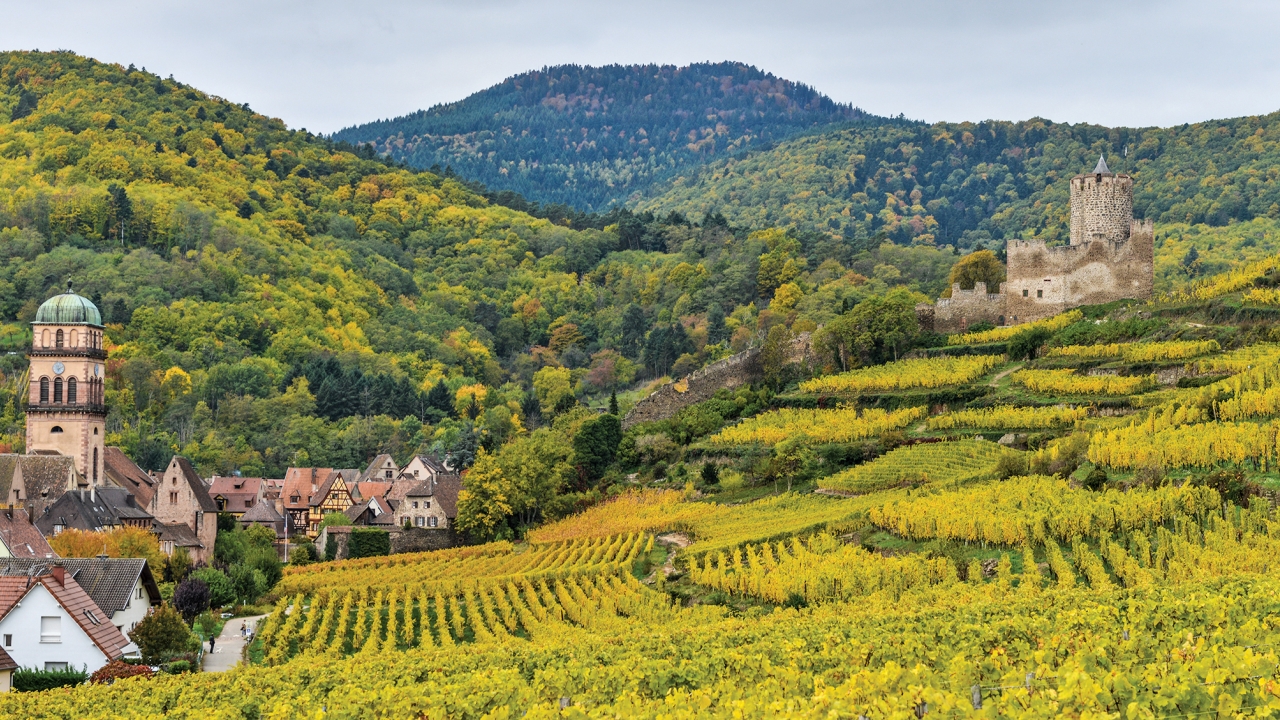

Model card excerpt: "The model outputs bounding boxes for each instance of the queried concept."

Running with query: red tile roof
[282,467,332,511]
[0,573,130,660]
[103,447,156,509]
[0,507,55,558]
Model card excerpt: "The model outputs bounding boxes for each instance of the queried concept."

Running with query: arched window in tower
[40,330,48,348]
[55,330,63,349]
[53,378,63,403]
[93,447,98,482]
[39,377,48,404]
[67,377,77,404]
[69,330,77,348]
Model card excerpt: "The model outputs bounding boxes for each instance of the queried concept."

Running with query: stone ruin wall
[1070,174,1134,245]
[1005,219,1154,324]
[918,282,1009,333]
[623,332,813,428]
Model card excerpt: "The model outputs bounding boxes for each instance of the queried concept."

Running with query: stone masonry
[918,156,1154,332]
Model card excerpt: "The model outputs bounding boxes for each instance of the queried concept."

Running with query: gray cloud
[2,0,1277,133]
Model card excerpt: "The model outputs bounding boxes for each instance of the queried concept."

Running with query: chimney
[51,566,65,586]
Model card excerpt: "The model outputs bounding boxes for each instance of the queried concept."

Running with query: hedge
[348,528,390,559]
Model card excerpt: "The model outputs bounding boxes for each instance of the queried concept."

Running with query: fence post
[971,685,982,709]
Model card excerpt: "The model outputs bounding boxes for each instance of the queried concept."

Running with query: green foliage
[289,542,317,565]
[814,289,922,368]
[348,528,391,559]
[1008,327,1052,361]
[129,604,194,664]
[324,535,337,562]
[191,567,235,608]
[639,113,1280,250]
[572,413,622,485]
[12,666,87,692]
[318,513,351,532]
[335,63,868,211]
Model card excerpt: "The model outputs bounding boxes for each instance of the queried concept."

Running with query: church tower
[25,284,107,485]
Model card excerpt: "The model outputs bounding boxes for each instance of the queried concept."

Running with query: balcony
[28,402,107,415]
[28,347,108,360]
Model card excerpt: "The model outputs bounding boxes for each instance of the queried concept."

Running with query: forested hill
[634,114,1280,250]
[333,62,874,211]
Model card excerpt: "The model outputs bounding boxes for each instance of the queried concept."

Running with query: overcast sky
[2,0,1278,134]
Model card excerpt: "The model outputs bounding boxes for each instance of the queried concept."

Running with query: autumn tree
[455,448,513,542]
[941,249,1006,297]
[50,526,165,572]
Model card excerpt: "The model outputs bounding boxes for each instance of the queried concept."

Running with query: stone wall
[1005,219,1153,324]
[1070,174,1134,245]
[389,527,458,554]
[923,282,1009,332]
[622,332,812,429]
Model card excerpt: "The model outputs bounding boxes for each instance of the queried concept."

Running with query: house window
[412,501,418,509]
[413,469,419,477]
[1022,289,1028,297]
[425,501,431,508]
[244,499,252,508]
[137,587,144,599]
[385,470,393,479]
[429,516,438,528]
[53,377,63,403]
[45,662,68,671]
[1037,289,1043,298]
[415,516,424,527]
[40,377,49,403]
[40,616,61,643]
[3,634,10,646]
[170,492,178,504]
[50,426,63,434]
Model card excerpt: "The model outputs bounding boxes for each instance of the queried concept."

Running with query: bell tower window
[93,447,98,482]
[55,330,63,349]
[53,378,63,403]
[39,377,48,404]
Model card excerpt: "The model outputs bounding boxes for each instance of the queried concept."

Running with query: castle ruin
[919,155,1154,332]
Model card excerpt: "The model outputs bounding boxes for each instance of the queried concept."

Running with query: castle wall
[926,282,1008,332]
[1006,219,1153,323]
[1070,174,1134,245]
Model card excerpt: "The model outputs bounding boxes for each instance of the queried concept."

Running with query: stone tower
[1069,154,1135,245]
[25,284,107,485]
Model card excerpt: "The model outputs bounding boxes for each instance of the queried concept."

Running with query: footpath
[202,614,266,673]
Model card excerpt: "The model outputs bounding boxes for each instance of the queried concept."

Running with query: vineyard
[1012,368,1156,396]
[1045,339,1220,362]
[926,404,1086,430]
[798,354,1001,394]
[25,281,1280,717]
[816,439,1010,494]
[947,309,1082,345]
[708,405,925,445]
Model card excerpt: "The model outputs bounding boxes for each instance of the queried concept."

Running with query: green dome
[34,286,102,326]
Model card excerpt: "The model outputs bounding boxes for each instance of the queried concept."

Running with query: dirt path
[202,614,266,673]
[989,364,1023,387]
[650,533,690,581]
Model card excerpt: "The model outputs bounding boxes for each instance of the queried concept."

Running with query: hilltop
[333,62,873,211]
[635,113,1280,254]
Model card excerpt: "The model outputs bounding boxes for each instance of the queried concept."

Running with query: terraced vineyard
[926,404,1086,430]
[708,405,924,445]
[798,354,1000,394]
[1013,368,1156,395]
[816,439,1011,494]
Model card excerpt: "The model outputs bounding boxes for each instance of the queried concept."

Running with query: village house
[149,457,217,564]
[0,646,14,692]
[102,447,157,511]
[0,454,82,519]
[306,470,357,537]
[346,495,397,528]
[208,476,267,516]
[0,506,55,559]
[281,467,333,536]
[238,501,287,541]
[0,558,161,636]
[396,475,462,529]
[35,487,153,537]
[0,567,132,673]
[359,454,399,483]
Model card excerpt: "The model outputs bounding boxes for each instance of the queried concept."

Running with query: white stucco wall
[110,582,153,635]
[0,584,108,672]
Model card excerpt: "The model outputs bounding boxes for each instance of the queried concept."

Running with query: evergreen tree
[608,391,619,415]
[618,304,648,359]
[572,413,623,486]
[707,305,728,345]
[426,380,454,418]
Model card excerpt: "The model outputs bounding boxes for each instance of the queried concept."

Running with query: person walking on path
[209,635,216,654]
[203,614,267,673]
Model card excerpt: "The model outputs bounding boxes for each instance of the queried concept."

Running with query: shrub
[130,605,195,664]
[289,542,317,565]
[324,535,337,562]
[1083,467,1109,491]
[13,665,87,691]
[700,463,719,485]
[163,660,192,674]
[318,512,351,532]
[191,567,235,608]
[172,577,210,623]
[348,528,390,559]
[89,659,154,685]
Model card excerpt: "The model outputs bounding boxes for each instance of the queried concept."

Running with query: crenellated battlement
[919,155,1153,332]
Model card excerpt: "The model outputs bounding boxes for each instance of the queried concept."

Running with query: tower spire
[1093,153,1110,174]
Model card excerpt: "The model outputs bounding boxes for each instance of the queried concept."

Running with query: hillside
[332,62,872,211]
[15,297,1280,715]
[635,113,1280,256]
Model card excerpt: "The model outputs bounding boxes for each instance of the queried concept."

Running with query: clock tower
[25,283,107,485]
